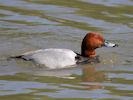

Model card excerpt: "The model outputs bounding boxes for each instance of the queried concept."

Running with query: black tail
[9,55,23,59]
[8,55,28,61]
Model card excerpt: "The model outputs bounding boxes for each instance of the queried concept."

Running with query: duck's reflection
[33,64,106,89]
[12,59,106,90]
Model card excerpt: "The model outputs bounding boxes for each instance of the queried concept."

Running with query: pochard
[12,32,118,69]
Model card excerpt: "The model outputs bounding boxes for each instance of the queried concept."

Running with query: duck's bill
[103,41,118,47]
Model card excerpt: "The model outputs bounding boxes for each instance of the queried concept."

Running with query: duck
[11,32,118,69]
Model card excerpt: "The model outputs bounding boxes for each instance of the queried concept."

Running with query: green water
[0,0,133,100]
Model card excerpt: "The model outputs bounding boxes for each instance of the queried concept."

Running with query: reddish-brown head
[81,32,105,58]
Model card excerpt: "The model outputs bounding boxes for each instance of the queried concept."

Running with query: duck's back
[21,48,77,69]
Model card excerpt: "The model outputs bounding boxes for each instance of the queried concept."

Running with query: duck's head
[81,32,118,58]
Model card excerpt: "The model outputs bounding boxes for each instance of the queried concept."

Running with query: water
[0,0,133,99]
